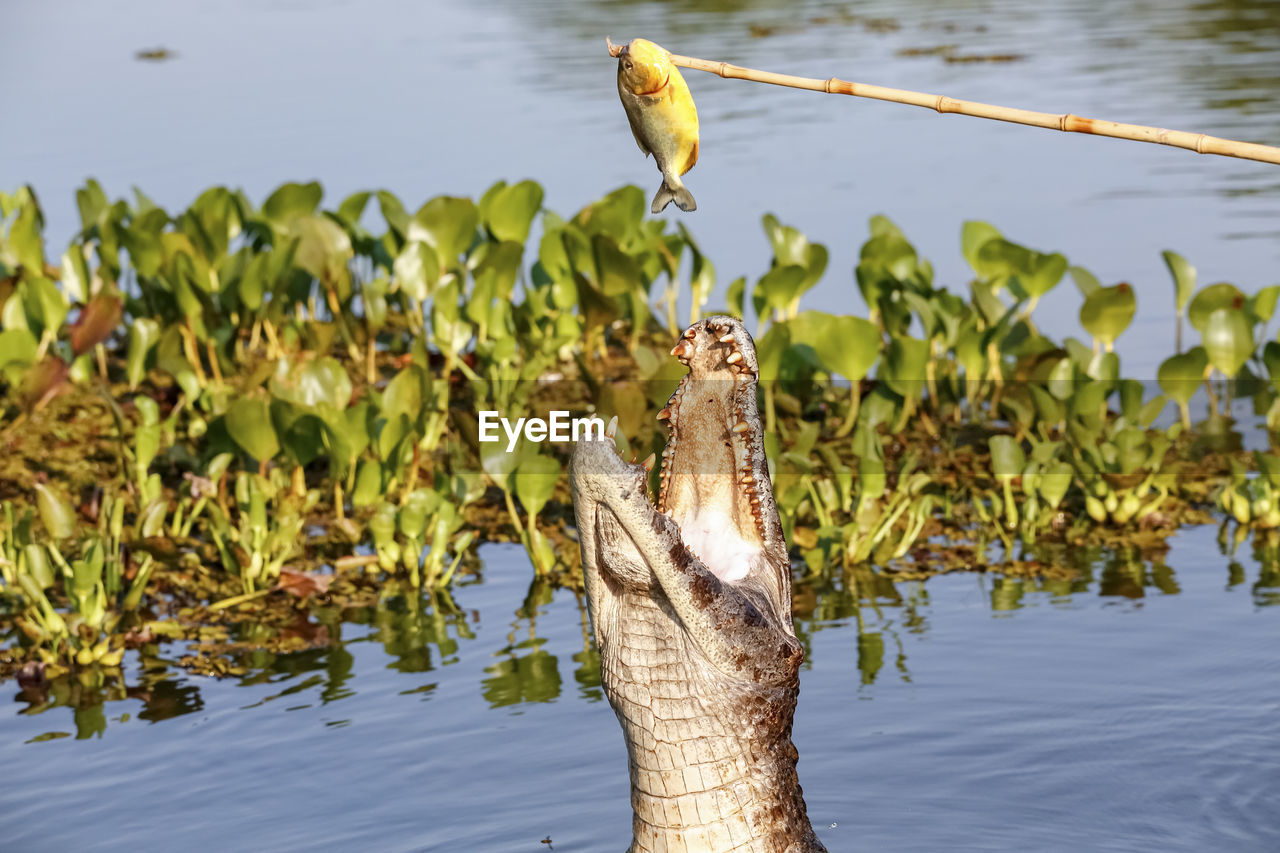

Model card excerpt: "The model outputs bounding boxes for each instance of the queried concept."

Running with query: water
[2,537,1278,850]
[5,0,1280,377]
[4,1,1280,849]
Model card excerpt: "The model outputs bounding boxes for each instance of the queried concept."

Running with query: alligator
[570,316,826,853]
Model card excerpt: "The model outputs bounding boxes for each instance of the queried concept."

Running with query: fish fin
[682,139,699,175]
[651,180,696,214]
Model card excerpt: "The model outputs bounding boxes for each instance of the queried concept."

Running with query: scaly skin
[571,317,825,853]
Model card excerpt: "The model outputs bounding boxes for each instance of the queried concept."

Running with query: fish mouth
[634,70,671,96]
[619,44,672,96]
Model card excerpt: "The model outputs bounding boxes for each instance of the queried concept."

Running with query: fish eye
[625,61,633,69]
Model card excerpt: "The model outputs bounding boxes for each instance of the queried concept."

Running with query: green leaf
[1070,380,1110,428]
[23,544,55,590]
[1068,265,1101,298]
[473,240,523,300]
[753,265,807,317]
[1187,282,1244,332]
[376,190,410,239]
[858,233,919,286]
[679,224,715,310]
[0,328,38,371]
[393,240,441,302]
[1029,384,1064,423]
[284,214,352,286]
[1255,451,1280,489]
[271,356,352,411]
[336,191,372,226]
[961,221,1001,272]
[352,460,383,508]
[1085,350,1120,384]
[1136,395,1167,428]
[226,395,281,462]
[120,224,163,278]
[262,181,323,224]
[587,233,638,298]
[75,179,108,230]
[1161,250,1196,313]
[35,483,76,539]
[398,488,439,537]
[1202,307,1253,377]
[409,196,478,265]
[725,276,745,318]
[484,180,544,244]
[788,311,880,380]
[1248,285,1280,326]
[762,214,808,268]
[582,187,646,241]
[60,246,91,303]
[363,275,390,331]
[1023,252,1068,299]
[988,435,1026,479]
[515,453,561,520]
[126,319,160,388]
[974,238,1033,283]
[480,436,519,491]
[1046,356,1076,401]
[1079,283,1136,346]
[383,366,425,423]
[755,323,792,382]
[882,334,929,400]
[9,199,44,272]
[1263,341,1280,392]
[23,276,68,334]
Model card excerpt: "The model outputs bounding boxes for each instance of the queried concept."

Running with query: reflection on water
[11,530,1277,740]
[3,535,1278,851]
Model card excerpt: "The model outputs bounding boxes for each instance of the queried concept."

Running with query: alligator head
[571,316,825,852]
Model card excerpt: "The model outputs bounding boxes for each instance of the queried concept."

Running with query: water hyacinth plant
[0,177,1276,677]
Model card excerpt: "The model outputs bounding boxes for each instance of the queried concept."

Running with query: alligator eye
[625,61,633,69]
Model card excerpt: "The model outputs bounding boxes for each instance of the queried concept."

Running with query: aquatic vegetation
[1,177,1278,678]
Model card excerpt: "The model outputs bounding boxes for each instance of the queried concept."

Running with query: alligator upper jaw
[573,317,773,586]
[657,318,768,575]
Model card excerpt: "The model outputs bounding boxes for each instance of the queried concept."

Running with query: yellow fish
[616,38,700,214]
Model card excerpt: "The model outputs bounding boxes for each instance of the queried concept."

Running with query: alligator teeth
[741,474,754,484]
[606,415,618,439]
[671,341,692,361]
[726,352,743,365]
[683,327,698,339]
[641,453,655,472]
[731,420,750,434]
[718,333,735,343]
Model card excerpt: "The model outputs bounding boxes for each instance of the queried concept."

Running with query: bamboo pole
[605,38,1280,167]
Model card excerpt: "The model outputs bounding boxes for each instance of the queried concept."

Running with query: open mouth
[591,318,770,583]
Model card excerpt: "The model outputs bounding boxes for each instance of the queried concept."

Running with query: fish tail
[651,177,696,214]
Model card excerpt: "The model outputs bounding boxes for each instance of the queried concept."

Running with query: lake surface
[2,536,1278,851]
[5,0,1280,375]
[4,1,1280,850]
